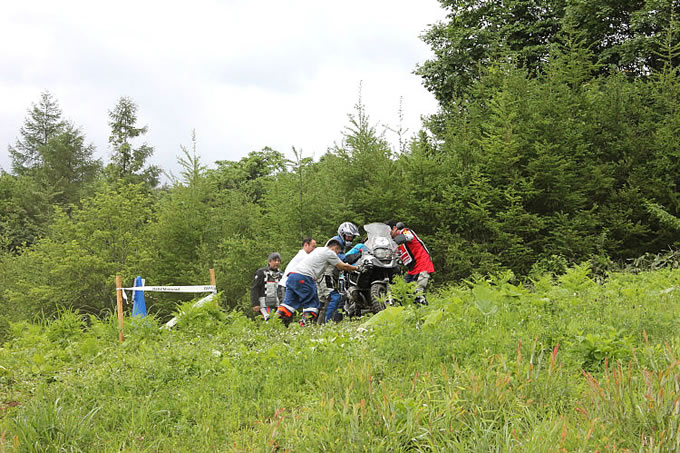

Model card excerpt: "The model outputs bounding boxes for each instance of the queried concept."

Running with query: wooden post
[210,268,217,307]
[116,275,125,342]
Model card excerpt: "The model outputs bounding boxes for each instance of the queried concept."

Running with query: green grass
[1,265,680,451]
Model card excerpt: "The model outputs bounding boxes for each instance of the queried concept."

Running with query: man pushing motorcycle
[386,220,435,305]
[275,237,359,326]
[318,222,362,323]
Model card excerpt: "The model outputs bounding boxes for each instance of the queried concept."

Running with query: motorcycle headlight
[374,248,390,260]
[375,237,390,247]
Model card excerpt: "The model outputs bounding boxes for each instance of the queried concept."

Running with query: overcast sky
[0,1,445,180]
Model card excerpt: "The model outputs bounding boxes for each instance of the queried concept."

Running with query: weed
[10,398,100,452]
[2,265,680,450]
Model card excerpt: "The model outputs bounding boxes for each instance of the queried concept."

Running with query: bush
[0,315,11,345]
[45,308,84,346]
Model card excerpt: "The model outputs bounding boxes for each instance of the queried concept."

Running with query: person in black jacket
[250,252,284,320]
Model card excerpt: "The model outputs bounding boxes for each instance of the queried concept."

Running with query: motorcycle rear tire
[370,283,388,313]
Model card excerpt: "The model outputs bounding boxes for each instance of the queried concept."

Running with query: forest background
[1,0,679,322]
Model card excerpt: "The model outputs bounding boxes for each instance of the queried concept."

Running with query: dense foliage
[1,2,678,324]
[416,0,680,105]
[1,266,680,450]
[2,53,679,320]
[2,1,680,449]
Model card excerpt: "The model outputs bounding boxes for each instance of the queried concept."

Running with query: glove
[260,306,271,321]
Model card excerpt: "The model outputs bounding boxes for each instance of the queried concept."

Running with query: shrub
[45,308,85,346]
[0,315,11,345]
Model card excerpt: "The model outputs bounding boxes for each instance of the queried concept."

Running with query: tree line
[1,0,678,321]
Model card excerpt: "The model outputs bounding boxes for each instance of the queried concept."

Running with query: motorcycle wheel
[369,283,388,313]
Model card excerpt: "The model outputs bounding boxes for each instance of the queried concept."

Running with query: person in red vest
[386,220,435,305]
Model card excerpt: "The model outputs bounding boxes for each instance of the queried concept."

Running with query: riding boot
[300,311,318,327]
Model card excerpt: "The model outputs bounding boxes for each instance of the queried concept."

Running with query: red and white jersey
[397,228,434,275]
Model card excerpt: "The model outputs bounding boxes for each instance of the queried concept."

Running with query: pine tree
[106,96,160,187]
[8,91,66,175]
[39,125,102,206]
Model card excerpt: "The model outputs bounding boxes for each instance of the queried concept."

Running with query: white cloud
[0,0,444,176]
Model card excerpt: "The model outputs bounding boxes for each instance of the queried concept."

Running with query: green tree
[417,0,680,106]
[0,172,52,253]
[330,95,405,224]
[151,132,213,308]
[106,96,160,187]
[414,27,680,280]
[261,148,332,249]
[8,91,67,175]
[209,147,287,205]
[39,126,102,207]
[2,183,156,320]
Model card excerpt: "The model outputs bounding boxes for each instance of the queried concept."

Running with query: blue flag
[131,276,147,317]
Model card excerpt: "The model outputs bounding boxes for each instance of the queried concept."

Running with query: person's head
[302,237,316,254]
[385,220,402,238]
[325,238,342,254]
[337,222,360,243]
[268,252,281,270]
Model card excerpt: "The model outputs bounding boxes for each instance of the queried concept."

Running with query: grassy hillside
[1,266,680,451]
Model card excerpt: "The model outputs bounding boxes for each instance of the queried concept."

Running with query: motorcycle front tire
[369,283,388,314]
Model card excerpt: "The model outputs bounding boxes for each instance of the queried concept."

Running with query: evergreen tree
[0,172,52,253]
[39,125,102,207]
[8,91,66,175]
[152,131,212,298]
[331,94,403,224]
[106,96,160,187]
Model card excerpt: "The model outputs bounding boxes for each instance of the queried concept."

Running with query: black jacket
[250,266,284,308]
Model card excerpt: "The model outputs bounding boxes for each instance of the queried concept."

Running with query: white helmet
[338,222,359,238]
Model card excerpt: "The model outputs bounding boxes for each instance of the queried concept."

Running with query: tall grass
[1,266,679,451]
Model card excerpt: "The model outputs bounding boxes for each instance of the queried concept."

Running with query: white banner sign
[117,285,216,293]
[117,285,217,303]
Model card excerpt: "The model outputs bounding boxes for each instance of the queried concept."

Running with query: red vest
[397,228,435,275]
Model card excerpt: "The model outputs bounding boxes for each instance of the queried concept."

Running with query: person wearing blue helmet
[318,222,361,323]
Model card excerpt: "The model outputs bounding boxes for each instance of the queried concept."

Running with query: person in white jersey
[279,237,316,290]
[275,238,358,326]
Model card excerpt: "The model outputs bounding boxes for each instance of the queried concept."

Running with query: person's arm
[393,229,414,245]
[346,253,361,264]
[336,261,358,272]
[345,243,366,264]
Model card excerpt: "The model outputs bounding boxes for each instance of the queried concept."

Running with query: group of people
[250,221,435,326]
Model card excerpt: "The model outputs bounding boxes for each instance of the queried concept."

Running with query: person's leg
[299,276,321,326]
[257,296,269,320]
[324,290,342,323]
[260,305,275,321]
[317,274,334,323]
[414,271,430,305]
[276,276,303,326]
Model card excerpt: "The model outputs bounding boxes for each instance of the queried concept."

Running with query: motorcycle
[343,223,400,317]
